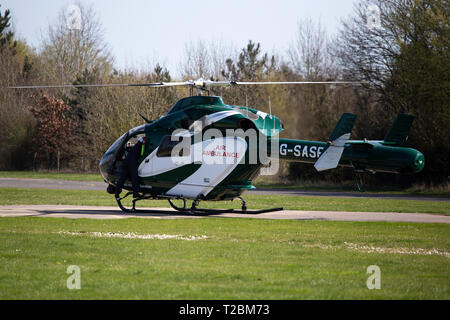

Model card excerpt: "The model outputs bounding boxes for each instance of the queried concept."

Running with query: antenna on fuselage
[245,94,249,118]
[269,95,275,135]
[268,96,272,115]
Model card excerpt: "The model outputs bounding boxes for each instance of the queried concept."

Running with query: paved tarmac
[1,178,449,201]
[0,178,105,191]
[1,177,448,223]
[0,205,449,223]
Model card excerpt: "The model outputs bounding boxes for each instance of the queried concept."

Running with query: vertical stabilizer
[383,114,414,145]
[314,113,356,172]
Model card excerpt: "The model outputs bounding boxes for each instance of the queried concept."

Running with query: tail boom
[274,139,424,174]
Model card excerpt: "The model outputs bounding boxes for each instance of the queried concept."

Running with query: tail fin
[328,113,357,142]
[383,114,414,146]
[314,113,356,172]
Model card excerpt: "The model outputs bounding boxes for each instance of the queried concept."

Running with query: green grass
[254,179,450,197]
[0,187,449,214]
[2,171,449,197]
[0,171,103,182]
[0,216,448,299]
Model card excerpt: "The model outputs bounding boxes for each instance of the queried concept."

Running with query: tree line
[0,0,448,187]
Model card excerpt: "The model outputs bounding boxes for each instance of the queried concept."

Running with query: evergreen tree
[0,5,16,53]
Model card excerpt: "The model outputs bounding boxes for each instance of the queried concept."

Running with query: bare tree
[181,40,211,80]
[85,65,177,169]
[179,39,236,80]
[288,18,338,80]
[39,2,113,85]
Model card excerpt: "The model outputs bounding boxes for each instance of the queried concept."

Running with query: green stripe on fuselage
[139,163,202,196]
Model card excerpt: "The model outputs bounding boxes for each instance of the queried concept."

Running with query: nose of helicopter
[98,130,131,184]
[99,151,116,183]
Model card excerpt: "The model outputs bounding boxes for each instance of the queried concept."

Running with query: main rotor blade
[7,82,189,89]
[232,81,365,85]
[8,80,365,90]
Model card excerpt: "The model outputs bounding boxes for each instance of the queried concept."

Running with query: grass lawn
[0,187,449,214]
[2,171,449,197]
[0,171,103,182]
[0,216,448,299]
[254,179,450,197]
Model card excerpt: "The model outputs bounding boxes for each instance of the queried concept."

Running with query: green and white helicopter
[12,79,425,214]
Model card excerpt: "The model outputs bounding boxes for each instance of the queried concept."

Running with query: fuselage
[99,96,281,200]
[99,96,425,201]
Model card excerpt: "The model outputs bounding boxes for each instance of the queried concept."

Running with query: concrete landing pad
[0,205,449,223]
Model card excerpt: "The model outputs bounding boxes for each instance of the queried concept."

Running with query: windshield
[104,125,146,156]
[105,132,128,156]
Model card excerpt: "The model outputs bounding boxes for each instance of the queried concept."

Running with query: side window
[156,135,190,158]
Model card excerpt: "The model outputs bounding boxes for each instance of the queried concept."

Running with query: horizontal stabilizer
[314,113,356,172]
[384,114,414,145]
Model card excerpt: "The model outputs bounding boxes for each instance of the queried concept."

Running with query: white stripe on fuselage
[138,137,247,199]
[166,136,247,198]
[138,110,248,198]
[188,110,241,131]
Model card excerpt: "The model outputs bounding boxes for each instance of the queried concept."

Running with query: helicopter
[10,79,425,214]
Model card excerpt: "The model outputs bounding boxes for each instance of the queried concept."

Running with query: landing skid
[115,192,283,215]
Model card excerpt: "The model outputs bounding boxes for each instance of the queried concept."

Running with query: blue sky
[3,0,358,76]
